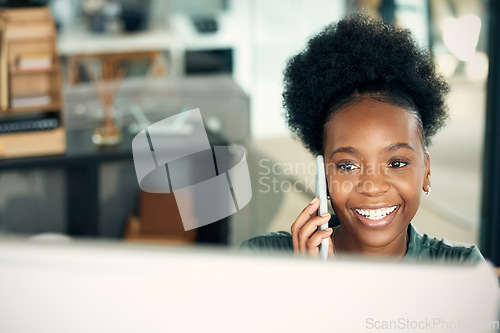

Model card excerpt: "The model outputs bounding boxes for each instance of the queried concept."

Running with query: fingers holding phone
[291,197,334,258]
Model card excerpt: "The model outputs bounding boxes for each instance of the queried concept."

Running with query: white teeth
[355,206,397,220]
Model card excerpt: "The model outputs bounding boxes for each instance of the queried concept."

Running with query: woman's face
[324,99,430,254]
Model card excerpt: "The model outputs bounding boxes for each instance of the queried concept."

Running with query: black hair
[282,14,449,155]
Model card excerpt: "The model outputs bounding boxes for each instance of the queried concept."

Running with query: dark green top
[240,223,484,264]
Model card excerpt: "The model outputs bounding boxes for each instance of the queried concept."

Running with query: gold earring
[425,185,431,196]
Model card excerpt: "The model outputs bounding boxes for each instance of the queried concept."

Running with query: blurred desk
[0,127,228,242]
[0,76,248,241]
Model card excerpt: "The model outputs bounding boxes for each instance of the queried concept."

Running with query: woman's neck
[333,226,409,259]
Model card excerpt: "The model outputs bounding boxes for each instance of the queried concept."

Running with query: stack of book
[10,94,51,109]
[0,114,59,134]
[16,53,52,71]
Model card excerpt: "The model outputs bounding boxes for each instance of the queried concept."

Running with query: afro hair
[282,14,449,155]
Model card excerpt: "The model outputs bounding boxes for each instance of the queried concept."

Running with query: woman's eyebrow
[329,143,415,158]
[329,146,358,159]
[385,142,415,152]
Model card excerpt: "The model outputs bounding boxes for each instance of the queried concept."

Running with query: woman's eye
[337,163,358,171]
[389,160,408,168]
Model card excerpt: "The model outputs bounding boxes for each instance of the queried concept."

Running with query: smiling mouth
[352,205,400,228]
[354,206,398,220]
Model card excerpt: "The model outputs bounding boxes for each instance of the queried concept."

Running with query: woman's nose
[356,164,390,196]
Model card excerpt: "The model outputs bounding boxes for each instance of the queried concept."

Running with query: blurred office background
[0,0,496,260]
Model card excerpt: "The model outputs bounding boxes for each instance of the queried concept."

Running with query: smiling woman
[324,99,429,258]
[240,14,484,263]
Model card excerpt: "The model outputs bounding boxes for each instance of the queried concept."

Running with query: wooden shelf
[0,6,65,158]
[9,66,56,75]
[6,102,61,114]
[6,36,53,44]
[0,127,65,158]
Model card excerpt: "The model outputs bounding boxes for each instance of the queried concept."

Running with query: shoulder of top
[245,231,292,241]
[419,232,478,254]
[239,231,294,251]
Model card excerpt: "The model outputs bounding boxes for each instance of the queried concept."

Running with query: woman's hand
[291,197,334,258]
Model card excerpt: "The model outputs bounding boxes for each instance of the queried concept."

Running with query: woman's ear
[423,152,431,191]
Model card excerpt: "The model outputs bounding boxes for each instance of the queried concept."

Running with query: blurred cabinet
[0,6,65,158]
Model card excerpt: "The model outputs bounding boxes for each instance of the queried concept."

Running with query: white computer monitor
[0,239,498,333]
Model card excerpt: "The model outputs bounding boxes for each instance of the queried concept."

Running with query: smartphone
[316,155,329,261]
